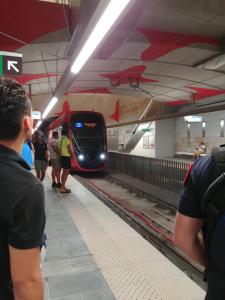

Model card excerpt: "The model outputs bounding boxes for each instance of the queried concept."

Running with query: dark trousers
[0,281,14,300]
[205,280,225,300]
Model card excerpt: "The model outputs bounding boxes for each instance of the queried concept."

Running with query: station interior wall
[108,119,175,159]
[130,122,155,158]
[34,92,225,158]
[108,109,225,159]
[155,119,175,158]
[175,110,225,154]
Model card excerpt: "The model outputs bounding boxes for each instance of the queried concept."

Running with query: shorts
[51,158,61,169]
[61,156,71,170]
[35,160,47,172]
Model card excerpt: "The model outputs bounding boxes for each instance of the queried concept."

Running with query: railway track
[74,173,206,290]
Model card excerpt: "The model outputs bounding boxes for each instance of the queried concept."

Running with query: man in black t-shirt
[174,155,225,299]
[0,79,45,300]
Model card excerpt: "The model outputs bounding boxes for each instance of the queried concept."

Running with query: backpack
[53,144,60,156]
[52,137,64,156]
[201,144,225,279]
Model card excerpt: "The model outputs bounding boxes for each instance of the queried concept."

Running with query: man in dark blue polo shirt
[0,79,45,300]
[174,155,225,299]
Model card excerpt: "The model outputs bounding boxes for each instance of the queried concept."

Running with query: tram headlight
[100,153,106,160]
[78,154,85,161]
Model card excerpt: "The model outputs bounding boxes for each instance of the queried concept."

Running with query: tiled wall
[175,111,225,153]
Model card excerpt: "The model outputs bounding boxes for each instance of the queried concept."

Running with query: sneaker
[52,182,57,188]
[56,182,62,188]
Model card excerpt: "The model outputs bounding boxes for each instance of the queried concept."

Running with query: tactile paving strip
[70,201,163,300]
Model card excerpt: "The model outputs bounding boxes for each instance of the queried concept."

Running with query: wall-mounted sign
[0,51,23,76]
[32,111,41,120]
[141,128,150,133]
[184,115,203,123]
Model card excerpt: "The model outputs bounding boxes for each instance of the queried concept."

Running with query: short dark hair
[61,129,68,136]
[52,131,58,138]
[0,79,31,140]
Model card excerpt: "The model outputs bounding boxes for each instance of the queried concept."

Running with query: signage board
[184,115,203,123]
[32,111,41,120]
[0,51,23,76]
[141,128,150,133]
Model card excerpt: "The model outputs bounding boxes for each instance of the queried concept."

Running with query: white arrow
[7,61,19,72]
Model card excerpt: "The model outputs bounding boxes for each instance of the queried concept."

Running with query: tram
[48,111,107,172]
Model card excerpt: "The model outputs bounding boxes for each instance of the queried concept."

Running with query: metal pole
[28,84,32,101]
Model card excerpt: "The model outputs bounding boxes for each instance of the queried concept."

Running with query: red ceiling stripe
[101,65,158,85]
[165,86,225,106]
[68,87,112,94]
[138,29,221,60]
[188,86,225,100]
[9,73,59,84]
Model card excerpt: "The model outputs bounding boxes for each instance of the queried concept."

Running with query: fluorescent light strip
[71,0,130,74]
[42,96,58,119]
[35,120,42,130]
[0,51,23,57]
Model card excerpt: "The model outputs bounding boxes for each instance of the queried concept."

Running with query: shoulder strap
[211,145,225,180]
[201,145,225,214]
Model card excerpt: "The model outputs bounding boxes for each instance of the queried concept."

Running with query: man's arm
[45,144,50,162]
[9,246,44,300]
[173,212,205,266]
[66,139,72,155]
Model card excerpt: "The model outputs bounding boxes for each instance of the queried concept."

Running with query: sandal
[60,188,71,194]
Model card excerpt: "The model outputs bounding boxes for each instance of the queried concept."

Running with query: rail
[107,152,190,194]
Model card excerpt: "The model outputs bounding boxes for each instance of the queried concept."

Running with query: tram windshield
[71,113,106,152]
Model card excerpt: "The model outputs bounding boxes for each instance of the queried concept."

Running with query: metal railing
[107,152,190,194]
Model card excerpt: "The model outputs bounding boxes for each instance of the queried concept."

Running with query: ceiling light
[71,0,130,74]
[184,115,203,123]
[35,120,42,131]
[42,96,58,119]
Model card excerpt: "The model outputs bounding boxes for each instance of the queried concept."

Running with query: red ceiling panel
[69,87,112,94]
[165,86,225,106]
[138,29,221,60]
[0,0,70,51]
[101,65,158,85]
[9,73,59,84]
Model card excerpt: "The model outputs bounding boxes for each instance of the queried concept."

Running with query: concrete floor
[42,175,115,300]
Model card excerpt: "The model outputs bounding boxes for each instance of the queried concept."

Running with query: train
[48,111,107,172]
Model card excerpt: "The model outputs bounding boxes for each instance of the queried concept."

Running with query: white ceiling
[6,0,225,111]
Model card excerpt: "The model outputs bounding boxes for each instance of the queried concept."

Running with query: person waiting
[49,131,61,188]
[193,141,206,160]
[58,129,72,193]
[33,131,49,181]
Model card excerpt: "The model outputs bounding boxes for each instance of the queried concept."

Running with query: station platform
[43,170,205,300]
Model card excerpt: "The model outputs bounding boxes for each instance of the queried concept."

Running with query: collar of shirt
[0,144,31,170]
